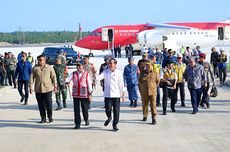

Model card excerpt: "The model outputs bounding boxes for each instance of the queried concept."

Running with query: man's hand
[30,88,33,94]
[53,87,58,94]
[166,80,172,86]
[88,94,92,102]
[121,92,125,102]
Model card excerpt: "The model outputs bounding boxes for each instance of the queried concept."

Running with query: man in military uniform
[82,55,97,109]
[123,57,139,107]
[53,57,68,110]
[5,52,17,88]
[139,60,160,125]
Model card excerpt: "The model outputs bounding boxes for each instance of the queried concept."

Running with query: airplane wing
[147,23,192,30]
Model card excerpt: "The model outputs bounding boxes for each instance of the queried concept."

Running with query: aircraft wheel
[89,53,94,57]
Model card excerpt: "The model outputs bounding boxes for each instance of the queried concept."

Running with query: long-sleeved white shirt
[67,70,92,94]
[98,68,125,98]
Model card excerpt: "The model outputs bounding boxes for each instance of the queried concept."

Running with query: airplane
[75,19,230,56]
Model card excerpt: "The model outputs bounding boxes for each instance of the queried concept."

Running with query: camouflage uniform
[53,63,67,109]
[5,57,17,88]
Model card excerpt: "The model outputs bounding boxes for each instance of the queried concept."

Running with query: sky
[0,0,230,32]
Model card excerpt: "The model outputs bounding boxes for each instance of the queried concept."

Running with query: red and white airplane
[75,19,230,54]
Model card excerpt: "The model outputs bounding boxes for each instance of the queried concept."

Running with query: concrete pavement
[0,79,230,152]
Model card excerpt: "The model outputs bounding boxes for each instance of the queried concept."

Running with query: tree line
[0,31,90,44]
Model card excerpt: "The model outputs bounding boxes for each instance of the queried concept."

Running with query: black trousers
[200,83,210,106]
[7,69,16,87]
[219,67,227,83]
[73,97,89,125]
[18,80,29,100]
[176,82,185,104]
[35,91,53,121]
[105,98,120,126]
[162,86,176,112]
[212,63,219,77]
[0,71,4,85]
[156,86,161,104]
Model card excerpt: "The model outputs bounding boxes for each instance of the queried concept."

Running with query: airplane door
[102,28,108,41]
[218,27,224,40]
[224,26,230,40]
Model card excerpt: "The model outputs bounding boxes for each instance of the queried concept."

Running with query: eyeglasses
[22,55,26,57]
[38,59,43,61]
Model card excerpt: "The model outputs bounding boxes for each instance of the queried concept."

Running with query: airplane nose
[75,40,85,48]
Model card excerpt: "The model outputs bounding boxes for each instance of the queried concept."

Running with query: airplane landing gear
[89,53,94,57]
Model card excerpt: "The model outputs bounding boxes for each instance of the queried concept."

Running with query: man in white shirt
[98,58,125,131]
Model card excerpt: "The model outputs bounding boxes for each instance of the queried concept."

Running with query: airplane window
[176,32,178,35]
[201,32,204,34]
[184,32,186,35]
[206,32,208,34]
[90,32,102,36]
[194,32,196,34]
[172,33,174,35]
[132,33,135,36]
[124,33,127,36]
[190,32,192,35]
[120,33,123,36]
[180,32,182,35]
[198,32,200,34]
[128,33,131,36]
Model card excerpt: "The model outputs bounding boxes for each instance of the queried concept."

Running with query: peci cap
[83,55,89,58]
[168,49,174,53]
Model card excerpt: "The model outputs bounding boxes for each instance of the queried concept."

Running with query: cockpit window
[90,32,102,36]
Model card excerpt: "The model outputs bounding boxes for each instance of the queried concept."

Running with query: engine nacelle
[138,30,164,49]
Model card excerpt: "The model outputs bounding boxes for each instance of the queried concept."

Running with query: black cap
[83,55,89,58]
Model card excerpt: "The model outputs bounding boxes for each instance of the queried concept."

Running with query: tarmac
[0,55,230,152]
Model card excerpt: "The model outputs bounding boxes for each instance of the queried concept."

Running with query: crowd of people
[0,46,228,132]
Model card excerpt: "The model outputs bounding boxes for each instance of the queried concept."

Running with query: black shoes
[130,100,137,107]
[24,98,28,105]
[163,111,167,115]
[63,104,67,108]
[134,100,137,107]
[191,111,197,114]
[129,101,133,107]
[113,125,119,132]
[157,103,161,107]
[143,117,147,121]
[48,117,53,123]
[181,102,185,107]
[85,120,89,126]
[104,117,112,126]
[20,97,25,103]
[73,125,80,129]
[55,106,62,111]
[172,109,176,112]
[152,119,157,125]
[38,120,46,123]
